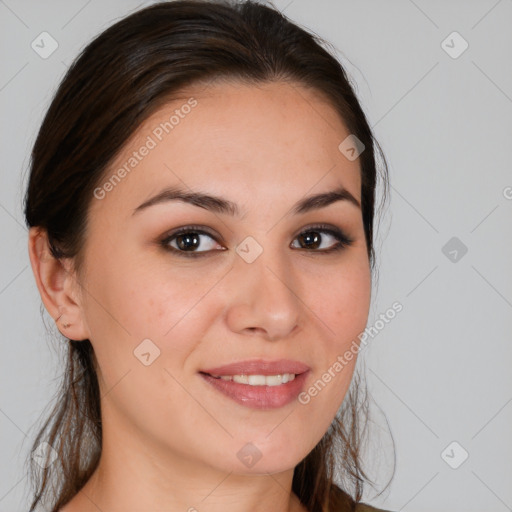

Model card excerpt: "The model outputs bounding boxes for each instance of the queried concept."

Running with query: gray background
[1,1,511,511]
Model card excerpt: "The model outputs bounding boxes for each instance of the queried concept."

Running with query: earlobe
[27,227,90,341]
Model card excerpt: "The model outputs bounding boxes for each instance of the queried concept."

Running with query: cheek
[299,256,370,418]
[134,269,227,342]
[85,250,214,339]
[309,259,371,345]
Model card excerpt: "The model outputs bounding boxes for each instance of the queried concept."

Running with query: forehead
[91,80,362,218]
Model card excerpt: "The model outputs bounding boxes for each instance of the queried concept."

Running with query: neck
[60,418,308,512]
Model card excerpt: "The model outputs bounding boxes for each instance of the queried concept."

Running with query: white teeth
[215,373,296,386]
[248,375,266,385]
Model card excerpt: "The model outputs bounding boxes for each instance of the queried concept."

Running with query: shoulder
[354,502,394,512]
[328,485,393,512]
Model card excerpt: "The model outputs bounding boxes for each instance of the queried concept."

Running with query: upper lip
[201,359,310,376]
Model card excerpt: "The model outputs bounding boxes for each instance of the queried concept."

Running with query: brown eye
[161,226,225,257]
[296,231,322,249]
[291,225,353,252]
[174,232,201,251]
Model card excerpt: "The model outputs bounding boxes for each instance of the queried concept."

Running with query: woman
[24,1,392,511]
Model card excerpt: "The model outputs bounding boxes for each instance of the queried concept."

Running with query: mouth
[198,359,310,410]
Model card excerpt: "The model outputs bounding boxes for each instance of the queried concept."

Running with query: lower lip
[199,371,310,410]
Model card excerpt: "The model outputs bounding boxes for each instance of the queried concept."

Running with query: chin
[218,437,312,476]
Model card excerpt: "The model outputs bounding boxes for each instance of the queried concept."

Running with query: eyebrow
[132,184,361,217]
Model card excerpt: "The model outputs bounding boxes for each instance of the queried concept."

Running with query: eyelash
[159,223,354,259]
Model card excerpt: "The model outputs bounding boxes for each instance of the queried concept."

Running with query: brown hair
[24,1,392,511]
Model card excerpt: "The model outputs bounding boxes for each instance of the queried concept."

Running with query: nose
[224,249,302,341]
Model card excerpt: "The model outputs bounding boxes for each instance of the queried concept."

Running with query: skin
[28,80,372,512]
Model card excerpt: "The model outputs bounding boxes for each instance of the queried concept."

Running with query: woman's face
[75,80,371,475]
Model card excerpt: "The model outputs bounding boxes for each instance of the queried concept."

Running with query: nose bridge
[226,239,302,340]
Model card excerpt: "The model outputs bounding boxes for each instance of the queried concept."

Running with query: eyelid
[163,224,221,241]
[291,222,351,242]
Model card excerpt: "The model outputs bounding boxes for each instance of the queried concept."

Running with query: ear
[28,227,90,341]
